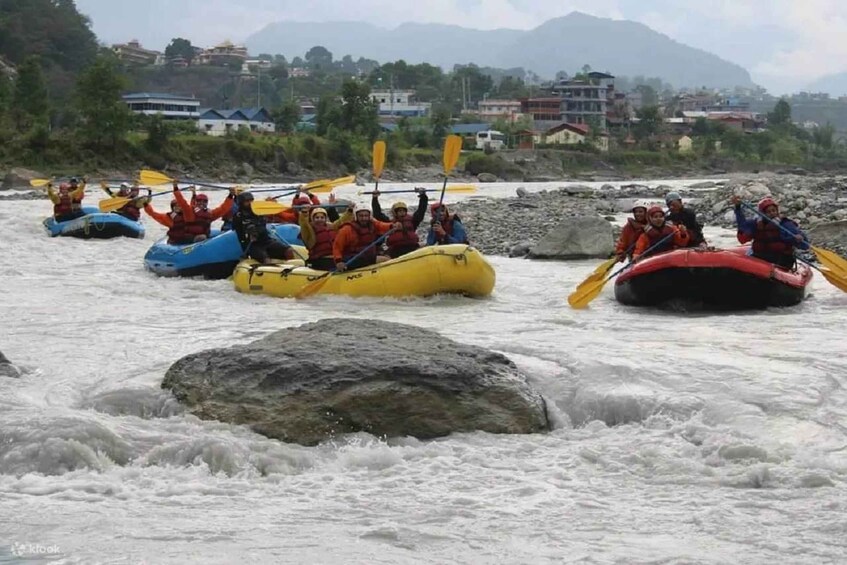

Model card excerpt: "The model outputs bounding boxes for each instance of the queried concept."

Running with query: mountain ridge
[245,12,754,89]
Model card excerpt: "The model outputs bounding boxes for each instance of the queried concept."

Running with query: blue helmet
[665,192,682,205]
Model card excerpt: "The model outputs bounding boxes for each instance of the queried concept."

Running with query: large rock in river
[1,167,45,190]
[808,220,847,253]
[161,319,550,445]
[528,216,615,260]
[0,351,22,378]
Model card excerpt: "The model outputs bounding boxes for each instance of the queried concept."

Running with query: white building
[122,92,201,119]
[197,108,275,136]
[477,99,522,121]
[369,89,431,117]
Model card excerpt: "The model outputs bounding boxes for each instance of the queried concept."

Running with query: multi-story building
[195,41,248,67]
[122,92,201,119]
[477,99,523,121]
[553,71,615,131]
[112,40,161,66]
[519,97,562,122]
[369,89,431,117]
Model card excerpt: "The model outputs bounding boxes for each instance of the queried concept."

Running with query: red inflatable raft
[614,246,813,308]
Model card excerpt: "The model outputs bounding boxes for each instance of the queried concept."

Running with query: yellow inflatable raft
[232,244,495,299]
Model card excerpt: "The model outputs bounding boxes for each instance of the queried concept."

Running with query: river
[1,180,845,564]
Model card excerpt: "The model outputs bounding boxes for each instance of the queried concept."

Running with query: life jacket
[309,224,336,261]
[167,212,188,244]
[71,190,83,211]
[386,216,419,250]
[434,213,468,244]
[185,206,213,237]
[117,201,141,221]
[343,221,377,260]
[643,223,677,254]
[53,193,73,217]
[752,219,792,256]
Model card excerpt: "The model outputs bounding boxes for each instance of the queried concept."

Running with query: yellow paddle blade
[373,140,387,179]
[575,257,617,291]
[817,265,847,293]
[30,178,53,187]
[813,246,847,277]
[306,175,356,193]
[295,273,332,299]
[567,276,611,309]
[139,169,174,186]
[442,135,462,174]
[99,196,132,213]
[251,200,291,216]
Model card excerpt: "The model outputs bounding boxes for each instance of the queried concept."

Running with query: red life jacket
[71,191,83,211]
[643,223,676,254]
[309,224,336,261]
[343,221,377,260]
[434,214,468,244]
[185,207,213,237]
[53,193,73,217]
[752,219,792,256]
[167,212,188,244]
[117,201,141,221]
[386,216,419,250]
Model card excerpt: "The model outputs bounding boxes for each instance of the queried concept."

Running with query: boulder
[240,162,254,177]
[808,221,847,250]
[1,167,45,191]
[0,351,22,378]
[509,242,532,257]
[528,216,615,260]
[477,172,499,183]
[516,187,529,198]
[562,184,593,196]
[161,319,550,446]
[688,181,716,189]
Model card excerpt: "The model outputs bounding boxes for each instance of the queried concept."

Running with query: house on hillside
[112,40,161,66]
[477,99,523,121]
[370,90,431,117]
[195,41,248,67]
[543,122,609,152]
[198,108,275,136]
[122,92,201,119]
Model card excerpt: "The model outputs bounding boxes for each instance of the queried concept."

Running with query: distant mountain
[245,12,754,89]
[807,72,847,97]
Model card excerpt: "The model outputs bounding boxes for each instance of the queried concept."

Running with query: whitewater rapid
[1,181,846,564]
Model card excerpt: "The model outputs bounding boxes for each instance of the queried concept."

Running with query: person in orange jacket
[267,192,320,224]
[332,205,394,271]
[615,201,648,262]
[144,185,195,244]
[178,182,235,242]
[632,205,690,261]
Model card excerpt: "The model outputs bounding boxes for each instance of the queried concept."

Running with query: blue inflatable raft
[43,207,145,239]
[143,223,304,279]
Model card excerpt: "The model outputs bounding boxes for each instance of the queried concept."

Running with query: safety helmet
[664,191,682,205]
[631,201,648,213]
[757,197,778,213]
[238,191,254,204]
[120,182,129,189]
[195,193,209,203]
[355,205,372,216]
[310,207,328,220]
[293,195,312,206]
[647,205,665,217]
[391,201,408,213]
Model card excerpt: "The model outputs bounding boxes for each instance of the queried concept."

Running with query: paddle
[740,201,847,291]
[373,140,386,190]
[358,186,478,195]
[295,227,398,299]
[575,243,638,290]
[568,232,676,309]
[98,187,175,213]
[139,169,231,190]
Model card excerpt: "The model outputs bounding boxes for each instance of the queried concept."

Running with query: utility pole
[257,65,261,108]
[390,72,395,117]
[462,77,467,112]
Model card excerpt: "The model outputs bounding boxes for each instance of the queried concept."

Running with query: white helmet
[120,182,130,189]
[355,205,372,215]
[631,200,648,212]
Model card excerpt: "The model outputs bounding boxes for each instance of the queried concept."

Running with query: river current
[0,180,845,564]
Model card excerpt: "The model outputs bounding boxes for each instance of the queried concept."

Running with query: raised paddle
[741,202,847,282]
[139,169,231,190]
[98,185,185,213]
[373,140,386,188]
[358,186,478,195]
[295,227,398,299]
[575,243,638,291]
[568,232,677,309]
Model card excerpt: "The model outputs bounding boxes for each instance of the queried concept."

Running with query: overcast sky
[74,0,847,94]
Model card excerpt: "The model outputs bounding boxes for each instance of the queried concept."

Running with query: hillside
[246,12,754,89]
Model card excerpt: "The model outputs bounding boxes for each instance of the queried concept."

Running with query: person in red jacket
[177,182,235,242]
[372,187,428,258]
[332,206,394,271]
[47,181,86,222]
[144,185,198,244]
[267,192,320,224]
[615,202,648,261]
[633,205,690,260]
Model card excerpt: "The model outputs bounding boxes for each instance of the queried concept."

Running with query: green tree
[74,56,131,148]
[164,38,196,64]
[273,100,302,133]
[305,46,333,70]
[12,55,49,131]
[635,84,658,107]
[812,123,835,150]
[430,104,452,140]
[315,95,342,136]
[634,105,662,142]
[0,74,11,119]
[768,99,792,127]
[339,79,379,139]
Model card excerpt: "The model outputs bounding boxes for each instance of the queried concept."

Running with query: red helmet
[195,193,209,202]
[647,205,665,217]
[757,197,778,213]
[58,183,70,192]
[293,195,311,206]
